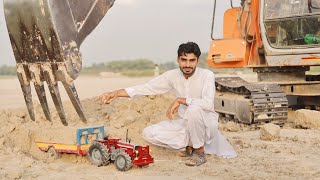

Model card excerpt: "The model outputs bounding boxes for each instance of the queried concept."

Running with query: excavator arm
[4,0,115,125]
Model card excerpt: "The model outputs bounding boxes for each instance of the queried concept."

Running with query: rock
[223,121,240,132]
[291,109,320,129]
[260,123,280,141]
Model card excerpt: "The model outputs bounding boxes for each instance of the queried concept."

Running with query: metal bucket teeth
[4,0,115,125]
[62,82,87,124]
[16,66,35,121]
[46,81,68,126]
[34,84,52,122]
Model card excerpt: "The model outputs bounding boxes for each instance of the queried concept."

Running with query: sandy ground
[0,75,319,180]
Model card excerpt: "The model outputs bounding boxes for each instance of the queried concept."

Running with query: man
[98,42,237,166]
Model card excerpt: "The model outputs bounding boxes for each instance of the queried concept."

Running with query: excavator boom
[4,0,115,125]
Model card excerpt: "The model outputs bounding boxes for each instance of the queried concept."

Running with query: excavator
[209,0,320,124]
[3,0,320,125]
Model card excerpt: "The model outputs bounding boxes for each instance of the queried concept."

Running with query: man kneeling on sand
[98,42,237,166]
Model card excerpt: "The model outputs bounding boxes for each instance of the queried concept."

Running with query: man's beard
[180,67,196,76]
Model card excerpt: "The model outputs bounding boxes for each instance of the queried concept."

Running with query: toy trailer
[88,138,154,171]
[36,126,105,159]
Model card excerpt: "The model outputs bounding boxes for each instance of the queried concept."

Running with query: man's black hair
[177,42,201,58]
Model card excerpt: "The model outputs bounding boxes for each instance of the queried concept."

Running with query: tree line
[0,52,257,76]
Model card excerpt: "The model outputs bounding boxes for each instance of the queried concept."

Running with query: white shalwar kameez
[125,67,237,158]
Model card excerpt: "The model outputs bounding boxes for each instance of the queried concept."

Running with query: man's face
[177,53,199,77]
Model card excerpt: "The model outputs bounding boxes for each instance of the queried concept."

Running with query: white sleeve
[124,71,173,98]
[186,72,215,111]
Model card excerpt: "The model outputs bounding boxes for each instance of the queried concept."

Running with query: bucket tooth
[43,68,68,126]
[29,64,51,122]
[34,84,51,122]
[48,83,68,126]
[62,81,87,123]
[16,65,35,121]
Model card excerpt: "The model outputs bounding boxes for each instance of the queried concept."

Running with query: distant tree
[199,52,210,69]
[0,65,16,76]
[159,61,177,72]
[106,59,154,72]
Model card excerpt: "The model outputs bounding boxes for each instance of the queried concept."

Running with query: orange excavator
[208,0,320,124]
[3,0,320,125]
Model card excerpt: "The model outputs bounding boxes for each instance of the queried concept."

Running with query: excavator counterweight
[4,0,115,125]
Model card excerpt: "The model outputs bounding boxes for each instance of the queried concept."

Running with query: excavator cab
[4,0,115,125]
[261,0,320,63]
[208,0,320,68]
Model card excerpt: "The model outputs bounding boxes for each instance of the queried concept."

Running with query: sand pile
[0,94,175,159]
[0,93,320,179]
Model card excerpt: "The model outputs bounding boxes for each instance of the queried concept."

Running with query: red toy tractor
[87,135,154,171]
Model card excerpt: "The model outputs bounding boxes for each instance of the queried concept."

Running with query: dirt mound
[0,94,175,160]
[1,92,320,179]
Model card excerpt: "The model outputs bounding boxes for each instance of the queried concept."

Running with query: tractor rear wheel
[114,151,133,171]
[88,141,110,166]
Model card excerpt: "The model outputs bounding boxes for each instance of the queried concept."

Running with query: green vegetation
[2,55,320,77]
[82,58,178,76]
[0,65,16,76]
[82,59,158,76]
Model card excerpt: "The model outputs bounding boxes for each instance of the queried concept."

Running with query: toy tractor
[87,131,154,171]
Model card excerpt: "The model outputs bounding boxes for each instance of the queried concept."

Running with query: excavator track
[214,77,288,124]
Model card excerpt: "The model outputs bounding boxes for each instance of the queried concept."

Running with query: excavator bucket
[4,0,115,125]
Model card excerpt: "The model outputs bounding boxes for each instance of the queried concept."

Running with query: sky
[0,0,234,66]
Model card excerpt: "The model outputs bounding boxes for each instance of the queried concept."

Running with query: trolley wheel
[47,147,60,160]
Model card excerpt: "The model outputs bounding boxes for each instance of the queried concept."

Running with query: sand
[0,75,319,179]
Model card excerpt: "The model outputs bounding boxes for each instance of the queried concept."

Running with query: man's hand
[97,89,130,104]
[97,91,118,104]
[166,98,186,120]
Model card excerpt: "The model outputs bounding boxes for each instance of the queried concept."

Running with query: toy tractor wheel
[47,147,60,160]
[114,151,133,171]
[88,141,110,166]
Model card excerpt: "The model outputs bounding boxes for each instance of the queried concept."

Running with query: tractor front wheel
[114,151,133,171]
[88,141,110,166]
